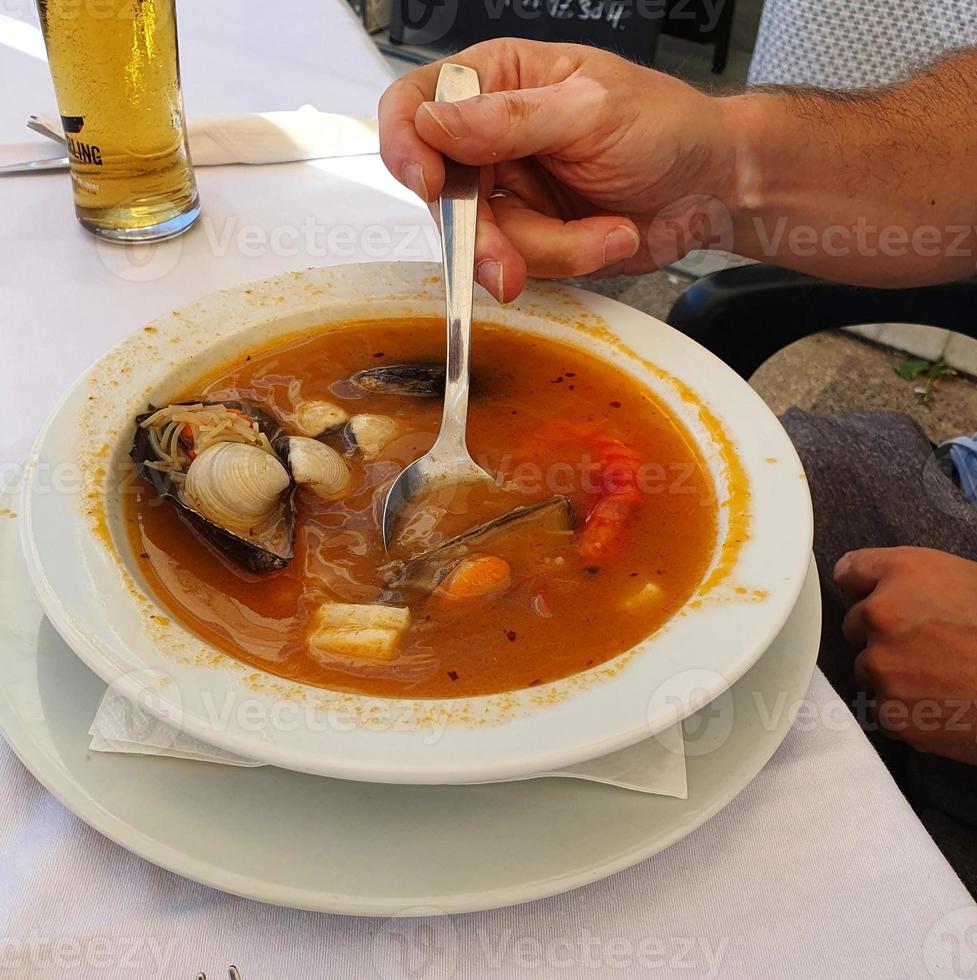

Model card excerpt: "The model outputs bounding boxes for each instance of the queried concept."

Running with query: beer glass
[36,0,200,241]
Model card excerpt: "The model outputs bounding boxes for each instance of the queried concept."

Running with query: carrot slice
[179,423,197,459]
[435,555,513,601]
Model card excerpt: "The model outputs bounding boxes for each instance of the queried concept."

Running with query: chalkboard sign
[390,0,666,65]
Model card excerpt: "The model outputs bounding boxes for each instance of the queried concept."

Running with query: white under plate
[0,486,821,915]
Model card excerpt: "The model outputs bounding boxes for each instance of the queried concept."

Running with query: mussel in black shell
[349,363,446,397]
[130,401,296,574]
[379,495,574,593]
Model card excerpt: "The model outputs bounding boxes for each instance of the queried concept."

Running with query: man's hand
[379,39,735,300]
[380,41,977,299]
[835,547,977,764]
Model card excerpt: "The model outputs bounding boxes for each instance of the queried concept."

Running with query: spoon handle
[434,64,480,456]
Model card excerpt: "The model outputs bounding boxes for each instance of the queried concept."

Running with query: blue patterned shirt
[749,0,977,88]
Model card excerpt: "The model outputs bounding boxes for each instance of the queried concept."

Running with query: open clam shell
[341,413,400,461]
[130,400,296,574]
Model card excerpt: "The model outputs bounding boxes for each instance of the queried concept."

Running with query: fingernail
[603,225,641,265]
[477,259,503,301]
[834,553,852,579]
[402,161,428,201]
[421,102,470,139]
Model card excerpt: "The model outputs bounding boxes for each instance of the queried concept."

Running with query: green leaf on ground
[893,355,957,406]
[894,357,931,380]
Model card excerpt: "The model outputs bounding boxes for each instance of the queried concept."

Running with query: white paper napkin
[34,105,379,166]
[89,688,688,797]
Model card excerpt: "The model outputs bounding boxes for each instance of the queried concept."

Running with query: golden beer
[37,0,199,241]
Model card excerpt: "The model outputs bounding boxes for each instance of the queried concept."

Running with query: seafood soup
[127,318,718,698]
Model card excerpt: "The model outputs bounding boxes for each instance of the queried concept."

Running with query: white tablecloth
[0,2,974,978]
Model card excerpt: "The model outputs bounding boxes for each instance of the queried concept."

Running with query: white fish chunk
[307,601,410,663]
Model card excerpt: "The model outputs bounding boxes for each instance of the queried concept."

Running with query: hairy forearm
[718,50,977,286]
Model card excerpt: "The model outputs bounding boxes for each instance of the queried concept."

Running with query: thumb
[415,77,603,164]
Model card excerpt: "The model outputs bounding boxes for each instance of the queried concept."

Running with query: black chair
[666,263,977,380]
[662,0,737,73]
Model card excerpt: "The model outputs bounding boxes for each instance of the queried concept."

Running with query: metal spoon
[380,63,494,550]
[0,117,69,175]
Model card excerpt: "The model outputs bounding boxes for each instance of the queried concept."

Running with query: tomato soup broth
[126,319,718,698]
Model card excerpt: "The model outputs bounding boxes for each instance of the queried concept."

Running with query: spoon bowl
[380,449,494,551]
